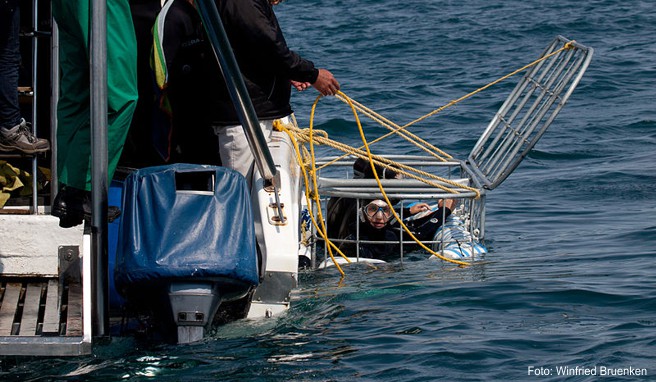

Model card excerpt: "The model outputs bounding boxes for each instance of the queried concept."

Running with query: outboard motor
[114,164,259,343]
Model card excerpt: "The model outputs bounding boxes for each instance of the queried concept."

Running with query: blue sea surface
[2,0,655,380]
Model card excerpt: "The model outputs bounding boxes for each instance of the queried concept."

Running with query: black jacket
[214,0,319,125]
[161,0,221,163]
[340,220,400,261]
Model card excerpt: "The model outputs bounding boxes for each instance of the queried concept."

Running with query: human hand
[312,68,340,96]
[409,203,431,214]
[438,199,457,211]
[291,80,311,91]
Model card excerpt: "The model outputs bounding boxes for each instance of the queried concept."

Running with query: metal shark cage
[312,155,486,266]
[309,36,593,268]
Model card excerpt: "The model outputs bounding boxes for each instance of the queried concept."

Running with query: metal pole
[89,0,109,337]
[194,0,277,182]
[31,0,38,213]
[51,17,59,204]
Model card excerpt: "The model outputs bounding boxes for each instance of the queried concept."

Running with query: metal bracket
[58,246,80,283]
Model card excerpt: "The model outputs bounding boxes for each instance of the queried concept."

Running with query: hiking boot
[52,186,121,228]
[0,119,50,154]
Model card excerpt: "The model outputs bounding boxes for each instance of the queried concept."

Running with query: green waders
[52,0,138,191]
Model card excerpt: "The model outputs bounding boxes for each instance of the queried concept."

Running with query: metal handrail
[90,0,110,338]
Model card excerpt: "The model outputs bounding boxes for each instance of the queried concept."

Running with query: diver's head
[361,199,392,229]
[353,158,401,180]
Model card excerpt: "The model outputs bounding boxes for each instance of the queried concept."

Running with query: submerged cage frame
[310,155,487,266]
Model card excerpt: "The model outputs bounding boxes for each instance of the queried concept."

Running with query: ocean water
[2,0,655,380]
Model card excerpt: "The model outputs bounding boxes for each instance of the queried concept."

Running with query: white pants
[213,118,280,184]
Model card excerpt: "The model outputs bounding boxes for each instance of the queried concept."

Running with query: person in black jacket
[339,197,457,261]
[153,0,222,165]
[154,0,339,180]
[213,0,340,182]
[327,158,447,240]
[339,199,400,261]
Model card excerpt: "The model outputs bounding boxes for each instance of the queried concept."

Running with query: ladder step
[0,283,21,335]
[18,283,42,335]
[65,282,83,336]
[0,279,82,337]
[42,280,61,334]
[0,278,90,356]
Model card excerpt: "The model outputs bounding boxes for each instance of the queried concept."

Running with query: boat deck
[0,215,91,356]
[0,278,89,356]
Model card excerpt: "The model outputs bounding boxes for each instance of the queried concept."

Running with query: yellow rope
[278,98,473,268]
[317,42,574,170]
[335,94,453,161]
[283,112,480,197]
[273,40,577,271]
[326,96,472,266]
[277,113,472,270]
[273,119,351,277]
[399,42,574,129]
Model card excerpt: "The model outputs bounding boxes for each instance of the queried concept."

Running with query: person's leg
[0,4,21,129]
[214,119,274,183]
[54,0,138,189]
[52,0,121,227]
[216,124,253,178]
[52,0,92,191]
[106,0,138,178]
[0,5,50,154]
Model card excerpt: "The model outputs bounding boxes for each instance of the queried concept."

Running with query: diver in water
[328,158,457,260]
[339,199,399,261]
[326,158,420,239]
